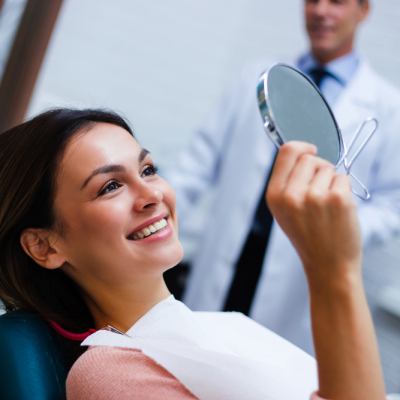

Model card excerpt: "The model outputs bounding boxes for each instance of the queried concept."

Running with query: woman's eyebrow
[80,165,125,190]
[139,148,150,162]
[80,148,151,190]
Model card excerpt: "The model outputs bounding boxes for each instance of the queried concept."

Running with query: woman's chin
[164,243,184,271]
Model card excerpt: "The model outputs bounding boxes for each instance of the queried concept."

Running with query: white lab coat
[166,59,400,354]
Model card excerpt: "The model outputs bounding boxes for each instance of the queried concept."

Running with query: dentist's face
[53,123,183,288]
[304,0,369,63]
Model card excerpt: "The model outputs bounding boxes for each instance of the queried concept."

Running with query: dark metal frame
[0,0,63,133]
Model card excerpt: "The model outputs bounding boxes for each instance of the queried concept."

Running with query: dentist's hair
[0,109,133,334]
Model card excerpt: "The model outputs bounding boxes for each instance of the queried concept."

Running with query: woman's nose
[133,182,163,211]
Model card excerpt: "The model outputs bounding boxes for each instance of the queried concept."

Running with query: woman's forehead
[58,123,142,180]
[67,123,138,160]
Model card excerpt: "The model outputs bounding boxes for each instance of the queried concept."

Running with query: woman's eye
[98,180,122,196]
[141,164,158,177]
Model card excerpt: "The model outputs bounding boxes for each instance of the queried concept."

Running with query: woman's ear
[20,228,66,269]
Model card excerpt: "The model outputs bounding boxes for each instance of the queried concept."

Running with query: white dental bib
[82,296,317,399]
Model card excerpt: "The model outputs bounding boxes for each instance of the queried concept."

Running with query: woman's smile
[127,215,171,241]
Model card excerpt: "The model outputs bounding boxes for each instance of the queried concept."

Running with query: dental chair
[0,310,71,400]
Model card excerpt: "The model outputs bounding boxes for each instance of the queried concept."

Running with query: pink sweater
[66,346,325,399]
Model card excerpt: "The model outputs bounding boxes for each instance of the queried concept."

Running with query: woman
[0,108,385,399]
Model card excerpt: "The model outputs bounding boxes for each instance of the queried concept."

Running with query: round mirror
[257,63,344,166]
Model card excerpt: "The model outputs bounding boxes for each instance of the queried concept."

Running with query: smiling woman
[33,121,182,331]
[0,109,386,399]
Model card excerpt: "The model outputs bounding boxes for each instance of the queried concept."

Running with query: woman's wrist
[308,273,366,327]
[305,261,362,299]
[308,266,385,400]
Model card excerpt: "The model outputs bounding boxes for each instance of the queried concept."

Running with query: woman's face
[53,123,183,286]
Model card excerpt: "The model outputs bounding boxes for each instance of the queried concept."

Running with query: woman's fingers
[305,164,336,204]
[286,154,333,198]
[267,142,333,211]
[268,142,317,194]
[330,173,352,195]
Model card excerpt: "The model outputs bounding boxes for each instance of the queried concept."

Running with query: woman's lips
[128,213,168,234]
[128,217,168,240]
[128,219,173,244]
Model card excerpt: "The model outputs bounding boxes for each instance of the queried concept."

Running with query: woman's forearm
[309,272,385,400]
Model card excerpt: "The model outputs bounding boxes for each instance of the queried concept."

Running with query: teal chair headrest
[0,310,70,400]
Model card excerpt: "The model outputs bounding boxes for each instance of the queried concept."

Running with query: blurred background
[0,0,400,392]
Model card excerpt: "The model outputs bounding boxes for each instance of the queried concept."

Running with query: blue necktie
[308,66,341,89]
[308,66,328,88]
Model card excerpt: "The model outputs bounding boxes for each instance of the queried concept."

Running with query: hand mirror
[257,63,377,200]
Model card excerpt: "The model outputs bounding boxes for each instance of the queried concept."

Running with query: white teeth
[154,221,162,230]
[143,227,151,237]
[130,218,168,240]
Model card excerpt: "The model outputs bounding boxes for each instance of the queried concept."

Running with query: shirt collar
[297,51,360,87]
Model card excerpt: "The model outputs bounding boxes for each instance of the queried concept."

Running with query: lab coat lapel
[333,61,378,144]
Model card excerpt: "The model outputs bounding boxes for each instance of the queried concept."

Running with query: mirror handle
[337,117,378,200]
[344,118,378,170]
[347,171,371,200]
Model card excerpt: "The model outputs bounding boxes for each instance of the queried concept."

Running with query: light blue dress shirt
[297,52,360,106]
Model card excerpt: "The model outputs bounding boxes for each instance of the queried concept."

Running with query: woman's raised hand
[267,142,385,400]
[266,141,361,289]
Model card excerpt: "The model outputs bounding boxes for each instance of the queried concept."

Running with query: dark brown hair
[0,108,133,333]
